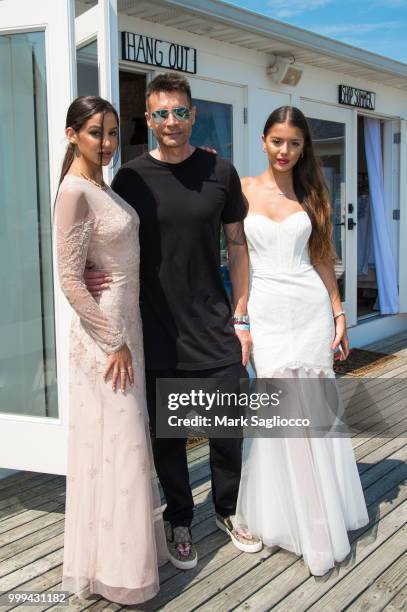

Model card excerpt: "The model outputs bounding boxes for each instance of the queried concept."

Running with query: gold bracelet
[333,311,346,319]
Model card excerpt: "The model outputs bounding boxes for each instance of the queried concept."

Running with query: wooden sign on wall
[122,31,197,74]
[339,85,376,110]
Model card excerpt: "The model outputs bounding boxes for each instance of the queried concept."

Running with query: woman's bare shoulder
[241,175,260,189]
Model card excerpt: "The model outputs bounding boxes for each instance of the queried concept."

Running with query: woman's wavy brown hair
[263,106,336,266]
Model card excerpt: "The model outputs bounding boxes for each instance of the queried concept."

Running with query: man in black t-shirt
[85,73,262,568]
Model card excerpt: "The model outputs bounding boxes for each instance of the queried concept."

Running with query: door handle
[335,222,345,226]
[348,218,357,230]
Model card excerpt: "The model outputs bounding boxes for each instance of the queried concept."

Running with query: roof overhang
[77,0,407,90]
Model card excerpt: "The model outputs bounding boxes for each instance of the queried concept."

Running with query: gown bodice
[244,211,312,277]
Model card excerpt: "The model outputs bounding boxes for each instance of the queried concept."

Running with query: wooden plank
[354,423,407,463]
[81,601,121,612]
[0,474,58,501]
[351,404,406,446]
[0,520,64,563]
[0,535,63,584]
[236,501,407,612]
[345,379,407,415]
[357,436,407,476]
[2,565,63,612]
[187,442,209,464]
[0,500,65,536]
[0,483,65,524]
[0,505,64,548]
[377,363,407,378]
[345,552,406,612]
[349,421,404,457]
[347,386,406,428]
[0,472,49,492]
[307,532,406,610]
[360,443,407,490]
[364,332,407,353]
[0,478,64,514]
[380,586,407,611]
[0,548,63,592]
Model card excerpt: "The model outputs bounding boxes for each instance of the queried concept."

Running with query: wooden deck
[0,331,406,611]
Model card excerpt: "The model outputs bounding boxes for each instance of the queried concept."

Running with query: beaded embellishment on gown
[236,212,369,576]
[55,175,167,604]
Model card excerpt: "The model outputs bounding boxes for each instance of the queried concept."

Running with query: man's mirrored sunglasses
[150,107,192,123]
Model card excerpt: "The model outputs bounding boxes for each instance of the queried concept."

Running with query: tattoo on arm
[224,221,247,247]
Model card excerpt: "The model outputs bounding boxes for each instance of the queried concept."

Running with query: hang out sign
[122,32,197,74]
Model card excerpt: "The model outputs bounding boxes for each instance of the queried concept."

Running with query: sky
[225,0,407,64]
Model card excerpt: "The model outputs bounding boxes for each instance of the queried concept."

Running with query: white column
[399,119,407,312]
[98,0,120,181]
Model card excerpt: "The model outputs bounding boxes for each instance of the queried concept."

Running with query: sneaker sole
[215,518,263,553]
[167,550,198,570]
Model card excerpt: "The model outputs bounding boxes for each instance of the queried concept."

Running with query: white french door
[0,0,76,474]
[186,77,246,176]
[300,100,357,327]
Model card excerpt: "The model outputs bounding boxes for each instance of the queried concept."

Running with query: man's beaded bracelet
[233,315,250,325]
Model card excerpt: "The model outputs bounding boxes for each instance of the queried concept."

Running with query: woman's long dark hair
[59,96,120,186]
[263,106,336,266]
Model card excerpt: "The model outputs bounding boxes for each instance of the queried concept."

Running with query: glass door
[187,77,246,175]
[0,0,76,474]
[300,100,357,326]
[186,77,246,288]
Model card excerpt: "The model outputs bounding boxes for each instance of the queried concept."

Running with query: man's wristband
[234,323,250,331]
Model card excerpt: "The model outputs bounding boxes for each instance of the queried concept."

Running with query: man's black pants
[145,362,247,528]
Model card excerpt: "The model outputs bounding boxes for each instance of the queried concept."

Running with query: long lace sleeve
[55,185,125,354]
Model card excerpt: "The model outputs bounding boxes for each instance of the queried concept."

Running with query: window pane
[77,40,98,97]
[191,99,233,161]
[307,117,346,301]
[0,32,58,417]
[190,99,234,290]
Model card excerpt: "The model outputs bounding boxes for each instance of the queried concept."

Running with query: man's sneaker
[165,522,198,570]
[216,514,263,553]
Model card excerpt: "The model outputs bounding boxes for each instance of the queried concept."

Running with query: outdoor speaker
[267,59,303,86]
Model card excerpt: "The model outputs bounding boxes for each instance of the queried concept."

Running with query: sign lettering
[122,32,197,74]
[338,85,376,110]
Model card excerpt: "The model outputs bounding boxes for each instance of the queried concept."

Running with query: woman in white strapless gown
[236,106,369,576]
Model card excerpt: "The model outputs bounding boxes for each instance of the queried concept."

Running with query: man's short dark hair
[146,73,192,107]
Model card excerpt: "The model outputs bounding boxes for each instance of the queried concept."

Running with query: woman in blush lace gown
[55,96,167,605]
[236,106,369,576]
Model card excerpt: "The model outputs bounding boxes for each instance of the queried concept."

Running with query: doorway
[356,115,399,319]
[119,71,148,163]
[357,116,378,318]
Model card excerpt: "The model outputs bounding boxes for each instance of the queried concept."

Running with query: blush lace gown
[236,212,369,576]
[55,175,167,604]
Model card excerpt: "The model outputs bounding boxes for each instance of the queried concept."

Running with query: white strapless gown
[236,212,369,575]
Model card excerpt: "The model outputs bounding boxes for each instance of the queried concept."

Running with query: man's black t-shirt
[111,149,246,370]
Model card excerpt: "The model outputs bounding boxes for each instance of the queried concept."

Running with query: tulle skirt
[236,365,369,576]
